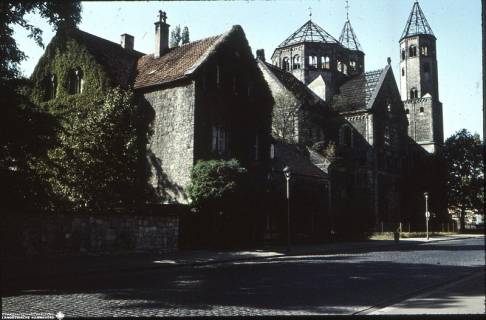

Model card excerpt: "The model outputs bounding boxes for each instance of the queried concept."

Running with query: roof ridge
[73,28,145,56]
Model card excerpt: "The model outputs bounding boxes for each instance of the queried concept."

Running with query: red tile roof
[134,35,222,89]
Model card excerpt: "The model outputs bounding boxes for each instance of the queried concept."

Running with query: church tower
[400,1,443,153]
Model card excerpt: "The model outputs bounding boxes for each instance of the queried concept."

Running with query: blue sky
[13,0,483,139]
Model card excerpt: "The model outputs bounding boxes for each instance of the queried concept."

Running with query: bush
[188,159,247,208]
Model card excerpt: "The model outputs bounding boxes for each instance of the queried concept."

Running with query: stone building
[258,0,444,235]
[31,12,273,207]
[133,14,273,203]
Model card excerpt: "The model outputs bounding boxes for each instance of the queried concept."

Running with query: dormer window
[68,68,84,94]
[409,45,417,57]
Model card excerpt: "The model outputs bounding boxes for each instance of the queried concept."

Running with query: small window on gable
[421,45,429,56]
[401,49,406,60]
[409,45,417,57]
[292,54,300,69]
[68,68,84,94]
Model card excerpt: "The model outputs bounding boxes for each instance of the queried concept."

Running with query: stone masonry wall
[2,214,179,257]
[143,82,196,203]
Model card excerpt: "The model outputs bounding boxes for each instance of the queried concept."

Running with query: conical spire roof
[339,20,362,51]
[400,1,435,40]
[277,20,339,48]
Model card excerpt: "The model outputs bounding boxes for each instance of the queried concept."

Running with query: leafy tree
[188,159,247,209]
[181,26,190,44]
[170,25,181,48]
[0,1,82,213]
[272,92,298,143]
[444,129,484,231]
[0,1,82,80]
[43,88,149,213]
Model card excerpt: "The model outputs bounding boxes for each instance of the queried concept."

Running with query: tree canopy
[0,1,82,80]
[443,129,484,230]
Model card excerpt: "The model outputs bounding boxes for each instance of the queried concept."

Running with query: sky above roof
[13,0,483,140]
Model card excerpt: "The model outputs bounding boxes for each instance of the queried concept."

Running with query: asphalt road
[2,237,484,317]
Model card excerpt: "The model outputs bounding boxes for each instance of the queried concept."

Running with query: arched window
[308,56,317,68]
[321,56,330,69]
[292,55,300,69]
[419,107,424,113]
[401,49,406,60]
[340,125,353,147]
[405,109,409,114]
[409,45,417,57]
[282,57,290,71]
[49,74,57,100]
[349,60,356,71]
[337,60,343,72]
[421,45,429,56]
[68,68,84,94]
[410,88,418,99]
[342,63,348,75]
[401,68,405,76]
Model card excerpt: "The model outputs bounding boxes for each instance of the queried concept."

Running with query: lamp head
[283,166,291,179]
[424,192,429,199]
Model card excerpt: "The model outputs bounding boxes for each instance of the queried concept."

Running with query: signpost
[424,192,429,240]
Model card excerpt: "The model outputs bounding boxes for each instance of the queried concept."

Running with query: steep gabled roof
[69,29,144,88]
[277,20,340,48]
[339,20,362,51]
[400,1,435,41]
[134,25,244,89]
[258,60,320,105]
[332,66,389,112]
[272,141,329,180]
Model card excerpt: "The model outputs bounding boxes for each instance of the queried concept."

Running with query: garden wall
[1,213,179,257]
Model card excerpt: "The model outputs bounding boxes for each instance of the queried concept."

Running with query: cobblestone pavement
[2,237,484,317]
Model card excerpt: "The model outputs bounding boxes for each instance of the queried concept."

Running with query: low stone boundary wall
[1,213,179,257]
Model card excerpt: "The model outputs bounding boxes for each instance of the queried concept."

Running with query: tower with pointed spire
[270,10,364,100]
[400,1,443,153]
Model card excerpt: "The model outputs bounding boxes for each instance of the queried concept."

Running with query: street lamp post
[283,166,291,252]
[424,192,430,240]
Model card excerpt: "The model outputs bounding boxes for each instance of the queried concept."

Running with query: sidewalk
[2,234,482,283]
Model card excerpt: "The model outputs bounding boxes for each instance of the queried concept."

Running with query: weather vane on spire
[345,0,350,21]
[308,6,312,20]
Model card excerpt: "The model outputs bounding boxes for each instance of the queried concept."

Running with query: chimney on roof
[256,49,265,62]
[120,34,134,51]
[154,10,170,58]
